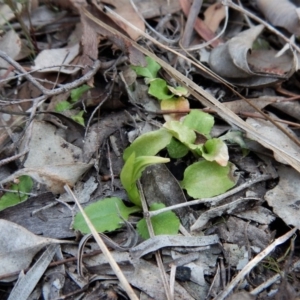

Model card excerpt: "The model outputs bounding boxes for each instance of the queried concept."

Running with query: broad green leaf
[164,121,196,145]
[202,138,229,166]
[73,197,141,234]
[131,56,161,79]
[148,78,174,100]
[167,85,189,97]
[70,85,90,103]
[71,110,85,126]
[123,128,172,161]
[0,176,33,211]
[55,101,72,112]
[183,110,214,138]
[167,137,189,158]
[181,161,237,198]
[137,203,180,239]
[121,153,170,206]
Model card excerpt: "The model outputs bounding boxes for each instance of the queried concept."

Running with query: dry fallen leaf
[0,120,92,194]
[32,25,81,74]
[265,165,300,229]
[98,0,145,40]
[209,24,295,87]
[203,2,226,33]
[0,220,65,282]
[257,0,300,36]
[0,30,21,78]
[246,117,300,165]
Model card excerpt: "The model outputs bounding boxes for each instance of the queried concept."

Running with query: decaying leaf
[0,120,92,194]
[257,0,300,36]
[0,220,65,282]
[203,2,226,33]
[0,30,22,78]
[130,234,220,260]
[8,244,58,300]
[265,165,300,229]
[209,25,296,87]
[98,0,145,40]
[32,25,81,74]
[246,117,300,164]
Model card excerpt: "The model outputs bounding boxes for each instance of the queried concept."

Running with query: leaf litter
[0,0,300,299]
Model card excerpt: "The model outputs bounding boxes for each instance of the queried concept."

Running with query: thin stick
[214,227,297,300]
[0,51,101,96]
[64,185,138,300]
[137,181,173,300]
[181,0,203,48]
[148,174,272,217]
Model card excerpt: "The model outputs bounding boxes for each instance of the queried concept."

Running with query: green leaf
[181,161,237,198]
[202,138,229,166]
[71,110,85,126]
[73,197,141,234]
[164,121,196,145]
[121,153,170,206]
[70,84,90,103]
[183,110,214,138]
[148,78,174,100]
[167,85,189,97]
[0,176,33,211]
[121,152,136,202]
[55,101,72,112]
[167,137,189,159]
[131,56,161,79]
[137,203,180,239]
[123,128,172,161]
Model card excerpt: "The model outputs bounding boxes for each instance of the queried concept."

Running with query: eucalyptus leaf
[137,203,180,239]
[148,78,174,100]
[181,161,237,198]
[123,128,172,161]
[0,176,33,211]
[183,110,214,138]
[73,197,140,234]
[131,56,161,79]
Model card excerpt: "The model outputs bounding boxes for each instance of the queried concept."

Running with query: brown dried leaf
[203,2,226,33]
[179,0,221,47]
[99,0,145,40]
